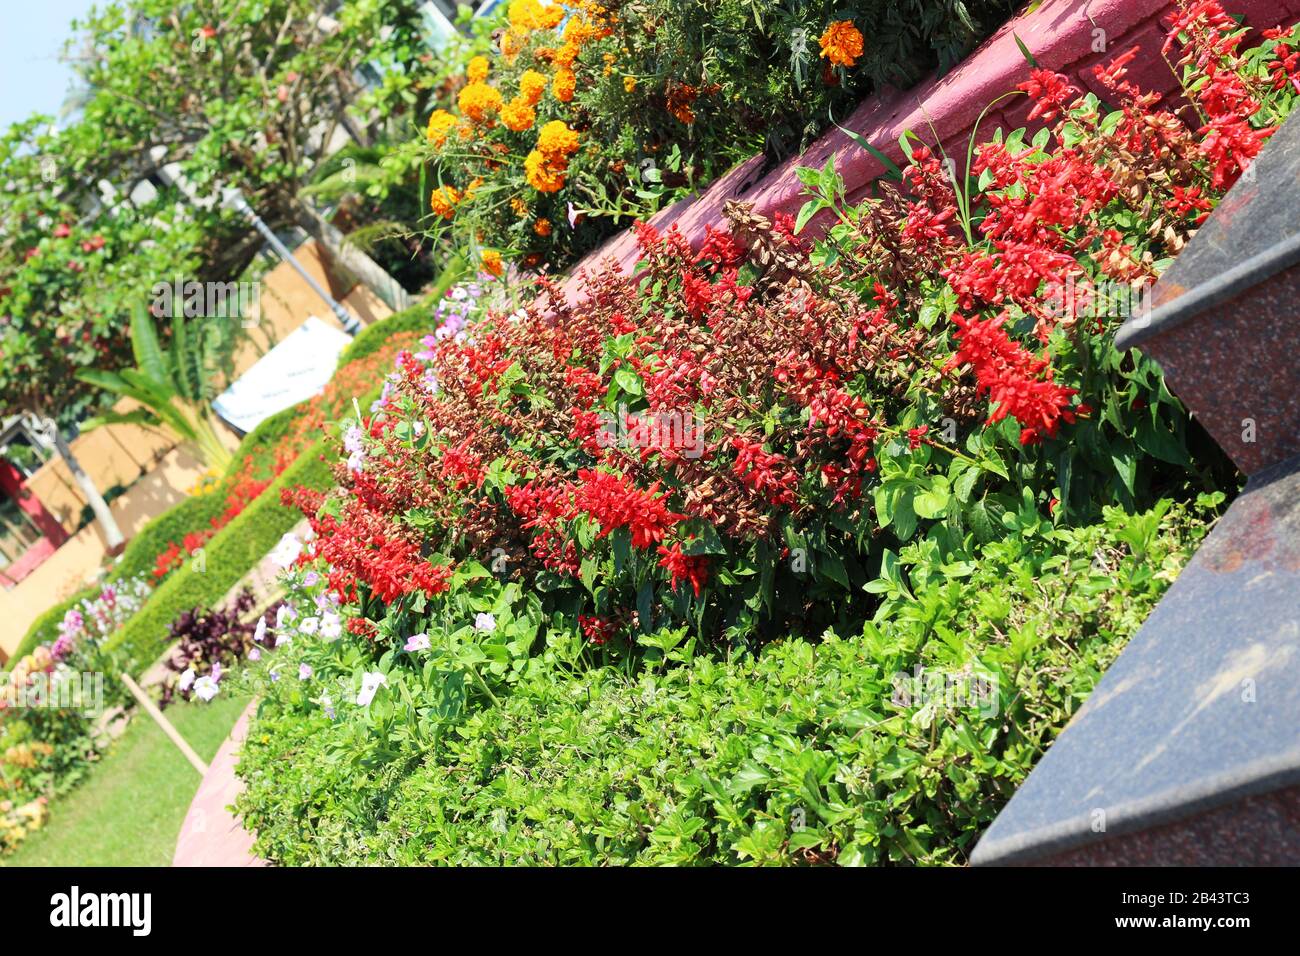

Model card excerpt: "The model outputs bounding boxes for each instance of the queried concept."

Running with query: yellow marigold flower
[501,31,523,61]
[552,67,576,103]
[623,75,637,93]
[509,0,557,32]
[501,98,536,132]
[538,1,565,29]
[524,149,566,192]
[510,196,530,217]
[430,184,459,219]
[467,55,491,84]
[536,119,580,163]
[464,177,484,200]
[519,69,548,107]
[458,81,503,122]
[426,109,458,146]
[534,217,552,236]
[481,249,504,277]
[818,20,864,68]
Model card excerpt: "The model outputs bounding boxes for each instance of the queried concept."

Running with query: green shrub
[227,404,300,475]
[108,445,334,673]
[236,496,1218,865]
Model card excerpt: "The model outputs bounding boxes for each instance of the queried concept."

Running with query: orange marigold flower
[501,31,523,61]
[481,249,504,277]
[623,75,637,93]
[429,184,459,219]
[467,55,490,84]
[426,109,458,146]
[819,20,864,68]
[501,98,536,131]
[534,217,552,236]
[464,177,484,200]
[536,120,580,163]
[508,0,560,32]
[553,67,577,102]
[510,196,530,217]
[458,81,503,122]
[666,83,697,125]
[553,41,580,68]
[519,69,548,106]
[525,149,567,192]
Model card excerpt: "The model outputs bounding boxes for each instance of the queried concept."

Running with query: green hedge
[236,498,1217,865]
[228,404,300,475]
[108,445,334,672]
[108,490,231,585]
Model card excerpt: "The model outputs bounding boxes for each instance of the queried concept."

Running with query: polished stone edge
[972,455,1300,866]
[1114,229,1300,352]
[971,753,1300,866]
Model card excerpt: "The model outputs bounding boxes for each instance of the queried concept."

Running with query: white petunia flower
[270,533,302,569]
[357,672,387,707]
[193,675,219,702]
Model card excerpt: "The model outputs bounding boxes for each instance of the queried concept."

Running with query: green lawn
[2,695,249,867]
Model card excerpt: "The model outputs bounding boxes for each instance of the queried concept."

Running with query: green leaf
[129,299,170,388]
[836,123,904,182]
[1013,33,1038,67]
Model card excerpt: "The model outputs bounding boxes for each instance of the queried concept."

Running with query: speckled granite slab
[972,456,1300,865]
[1115,109,1300,476]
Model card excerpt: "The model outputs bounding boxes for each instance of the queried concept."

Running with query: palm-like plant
[76,301,238,472]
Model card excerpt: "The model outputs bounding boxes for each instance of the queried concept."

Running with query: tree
[66,0,432,277]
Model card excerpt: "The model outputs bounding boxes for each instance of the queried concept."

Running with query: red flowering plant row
[798,0,1297,519]
[146,327,427,585]
[267,2,1296,735]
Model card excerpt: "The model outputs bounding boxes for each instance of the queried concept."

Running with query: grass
[2,694,249,867]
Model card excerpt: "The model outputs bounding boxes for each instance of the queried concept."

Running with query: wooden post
[120,672,209,776]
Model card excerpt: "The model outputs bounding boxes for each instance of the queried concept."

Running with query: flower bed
[0,577,143,855]
[215,1,1300,867]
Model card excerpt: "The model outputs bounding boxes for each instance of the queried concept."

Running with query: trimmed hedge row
[107,446,334,672]
[108,490,230,584]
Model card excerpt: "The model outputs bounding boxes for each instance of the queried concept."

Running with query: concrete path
[172,700,266,867]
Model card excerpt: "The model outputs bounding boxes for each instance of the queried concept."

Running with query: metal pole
[224,191,362,336]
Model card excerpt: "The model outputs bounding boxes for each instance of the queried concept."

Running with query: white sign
[212,316,352,433]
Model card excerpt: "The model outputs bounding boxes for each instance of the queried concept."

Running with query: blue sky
[0,1,102,133]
